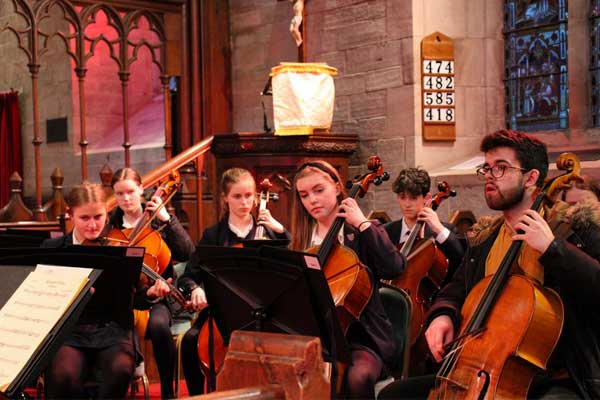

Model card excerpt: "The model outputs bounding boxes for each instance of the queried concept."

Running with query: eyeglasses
[476,164,528,180]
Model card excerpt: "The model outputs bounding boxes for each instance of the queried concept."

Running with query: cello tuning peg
[450,190,457,197]
[382,172,390,181]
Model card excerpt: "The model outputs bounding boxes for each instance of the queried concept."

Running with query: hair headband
[295,162,339,183]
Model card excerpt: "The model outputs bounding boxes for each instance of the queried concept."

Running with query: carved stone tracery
[0,0,176,219]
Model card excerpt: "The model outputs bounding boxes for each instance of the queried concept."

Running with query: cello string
[436,332,469,385]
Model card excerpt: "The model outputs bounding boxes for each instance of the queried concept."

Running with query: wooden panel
[211,133,358,230]
[165,12,182,76]
[201,0,233,138]
[421,32,456,141]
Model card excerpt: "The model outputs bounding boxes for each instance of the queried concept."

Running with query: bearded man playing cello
[379,129,600,399]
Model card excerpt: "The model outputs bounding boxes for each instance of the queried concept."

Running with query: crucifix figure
[289,0,304,47]
[278,0,307,62]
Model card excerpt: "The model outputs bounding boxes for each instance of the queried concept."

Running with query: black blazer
[177,215,290,296]
[341,221,406,364]
[384,218,466,281]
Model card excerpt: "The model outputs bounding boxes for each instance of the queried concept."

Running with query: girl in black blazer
[177,168,288,395]
[109,168,194,399]
[42,183,170,399]
[290,160,405,398]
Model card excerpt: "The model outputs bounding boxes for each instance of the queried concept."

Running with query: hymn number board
[421,32,456,141]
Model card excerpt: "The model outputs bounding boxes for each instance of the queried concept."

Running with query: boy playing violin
[384,167,465,282]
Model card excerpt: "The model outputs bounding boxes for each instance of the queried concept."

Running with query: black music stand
[239,238,290,249]
[0,229,52,248]
[0,246,144,399]
[193,244,349,361]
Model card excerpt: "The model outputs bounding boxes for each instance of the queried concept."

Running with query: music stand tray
[193,244,350,364]
[0,246,144,399]
[240,239,290,249]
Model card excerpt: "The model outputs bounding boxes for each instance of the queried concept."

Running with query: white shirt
[399,218,450,245]
[228,217,254,239]
[310,225,344,248]
[72,230,82,245]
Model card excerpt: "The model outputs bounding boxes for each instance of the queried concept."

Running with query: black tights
[147,302,175,399]
[344,348,384,399]
[45,343,135,399]
[180,308,210,396]
[180,323,205,395]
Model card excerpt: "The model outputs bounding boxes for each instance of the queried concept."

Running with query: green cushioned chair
[379,283,412,379]
[172,261,195,398]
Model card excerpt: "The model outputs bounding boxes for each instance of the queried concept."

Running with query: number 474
[424,60,454,74]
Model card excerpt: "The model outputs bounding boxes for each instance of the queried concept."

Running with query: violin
[383,181,456,363]
[307,155,389,335]
[428,153,581,399]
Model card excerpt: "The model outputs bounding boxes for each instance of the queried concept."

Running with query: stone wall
[410,1,505,170]
[229,0,300,133]
[0,2,75,198]
[230,0,415,219]
[307,0,413,220]
[410,0,505,220]
[229,0,505,220]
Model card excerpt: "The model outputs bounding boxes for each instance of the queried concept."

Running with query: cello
[100,171,188,312]
[428,153,582,399]
[307,155,390,334]
[383,181,456,349]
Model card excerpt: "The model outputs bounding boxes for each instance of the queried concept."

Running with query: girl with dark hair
[290,160,405,398]
[110,168,195,399]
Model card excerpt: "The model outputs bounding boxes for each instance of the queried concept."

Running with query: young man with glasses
[379,129,600,399]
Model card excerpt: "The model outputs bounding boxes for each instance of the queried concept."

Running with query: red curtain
[0,91,22,207]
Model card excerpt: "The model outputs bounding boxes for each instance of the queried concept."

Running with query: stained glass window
[591,1,600,126]
[504,0,568,131]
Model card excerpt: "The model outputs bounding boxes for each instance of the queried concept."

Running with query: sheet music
[0,264,92,391]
